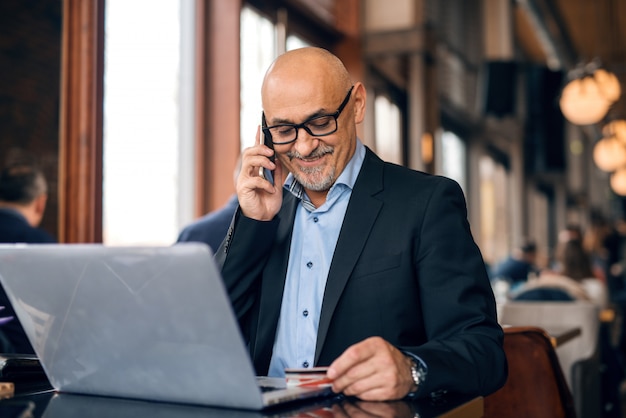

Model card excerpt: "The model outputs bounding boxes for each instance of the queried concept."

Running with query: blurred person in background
[0,164,54,244]
[0,163,56,353]
[512,235,621,418]
[549,223,584,272]
[558,223,583,244]
[492,239,539,289]
[512,238,608,307]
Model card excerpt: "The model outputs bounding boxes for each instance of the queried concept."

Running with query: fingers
[328,338,381,397]
[235,127,281,221]
[327,337,381,382]
[273,157,284,186]
[250,127,276,184]
[240,129,275,184]
[327,337,414,401]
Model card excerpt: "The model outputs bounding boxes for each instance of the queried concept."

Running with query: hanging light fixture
[611,167,626,196]
[560,74,612,125]
[594,68,622,103]
[603,119,626,144]
[558,0,622,127]
[592,137,626,172]
[559,0,622,125]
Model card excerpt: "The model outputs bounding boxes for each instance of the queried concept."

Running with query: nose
[292,128,320,157]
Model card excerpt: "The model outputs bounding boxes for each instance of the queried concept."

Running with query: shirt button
[302,361,309,368]
[303,309,309,317]
[313,217,319,223]
[306,261,313,268]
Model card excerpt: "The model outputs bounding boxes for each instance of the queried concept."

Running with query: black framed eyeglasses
[262,85,354,145]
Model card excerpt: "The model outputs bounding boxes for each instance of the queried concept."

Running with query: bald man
[217,47,506,401]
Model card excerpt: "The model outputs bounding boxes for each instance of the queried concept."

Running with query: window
[240,6,276,151]
[240,6,312,152]
[286,34,310,51]
[436,130,467,194]
[374,94,402,165]
[103,0,195,245]
[478,154,510,266]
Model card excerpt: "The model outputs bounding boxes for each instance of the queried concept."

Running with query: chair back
[484,326,577,418]
[498,301,601,418]
[514,287,574,301]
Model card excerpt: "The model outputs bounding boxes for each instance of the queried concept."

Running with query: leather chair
[484,326,577,418]
[498,301,601,418]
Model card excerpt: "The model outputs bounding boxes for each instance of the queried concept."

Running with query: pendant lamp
[560,75,612,125]
[593,137,626,172]
[611,167,626,196]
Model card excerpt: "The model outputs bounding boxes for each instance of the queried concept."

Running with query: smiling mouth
[296,159,324,175]
[288,146,334,162]
[300,155,325,163]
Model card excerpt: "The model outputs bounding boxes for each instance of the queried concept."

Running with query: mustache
[286,145,334,161]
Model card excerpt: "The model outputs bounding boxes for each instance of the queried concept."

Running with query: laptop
[0,243,333,410]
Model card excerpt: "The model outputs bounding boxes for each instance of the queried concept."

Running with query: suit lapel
[315,149,384,363]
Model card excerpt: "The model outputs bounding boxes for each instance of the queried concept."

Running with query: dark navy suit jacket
[0,208,55,354]
[0,208,55,244]
[216,147,506,398]
[177,195,238,253]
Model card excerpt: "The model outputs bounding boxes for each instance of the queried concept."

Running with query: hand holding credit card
[285,367,333,388]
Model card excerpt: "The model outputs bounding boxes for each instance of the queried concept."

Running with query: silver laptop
[0,243,332,410]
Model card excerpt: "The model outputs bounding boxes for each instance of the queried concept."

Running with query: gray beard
[287,145,336,192]
[293,166,336,192]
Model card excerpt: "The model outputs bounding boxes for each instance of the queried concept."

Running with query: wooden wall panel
[195,0,242,216]
[58,0,104,243]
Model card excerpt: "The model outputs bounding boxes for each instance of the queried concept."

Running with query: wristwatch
[408,357,428,393]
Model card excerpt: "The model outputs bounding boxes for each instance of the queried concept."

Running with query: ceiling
[516,0,626,118]
[554,0,626,70]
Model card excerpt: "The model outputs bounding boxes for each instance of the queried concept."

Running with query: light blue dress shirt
[268,140,366,377]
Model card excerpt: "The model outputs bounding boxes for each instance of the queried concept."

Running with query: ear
[32,194,48,224]
[352,82,367,125]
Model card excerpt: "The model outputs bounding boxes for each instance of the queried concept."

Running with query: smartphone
[259,112,275,185]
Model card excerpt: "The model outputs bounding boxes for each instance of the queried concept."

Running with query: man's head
[515,240,537,264]
[261,47,366,197]
[0,164,48,227]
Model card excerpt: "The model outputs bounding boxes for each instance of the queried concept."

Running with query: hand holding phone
[259,113,275,185]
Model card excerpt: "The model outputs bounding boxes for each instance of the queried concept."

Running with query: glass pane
[479,155,510,267]
[240,6,276,151]
[374,95,402,165]
[286,34,310,51]
[103,0,194,245]
[438,130,467,194]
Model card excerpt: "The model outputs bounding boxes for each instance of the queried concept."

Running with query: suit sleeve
[215,209,279,336]
[409,177,507,397]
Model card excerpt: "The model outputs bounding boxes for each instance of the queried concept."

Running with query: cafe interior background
[2,0,626,270]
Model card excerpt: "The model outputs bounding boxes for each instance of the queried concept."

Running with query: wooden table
[544,325,582,348]
[438,395,483,418]
[501,324,582,348]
